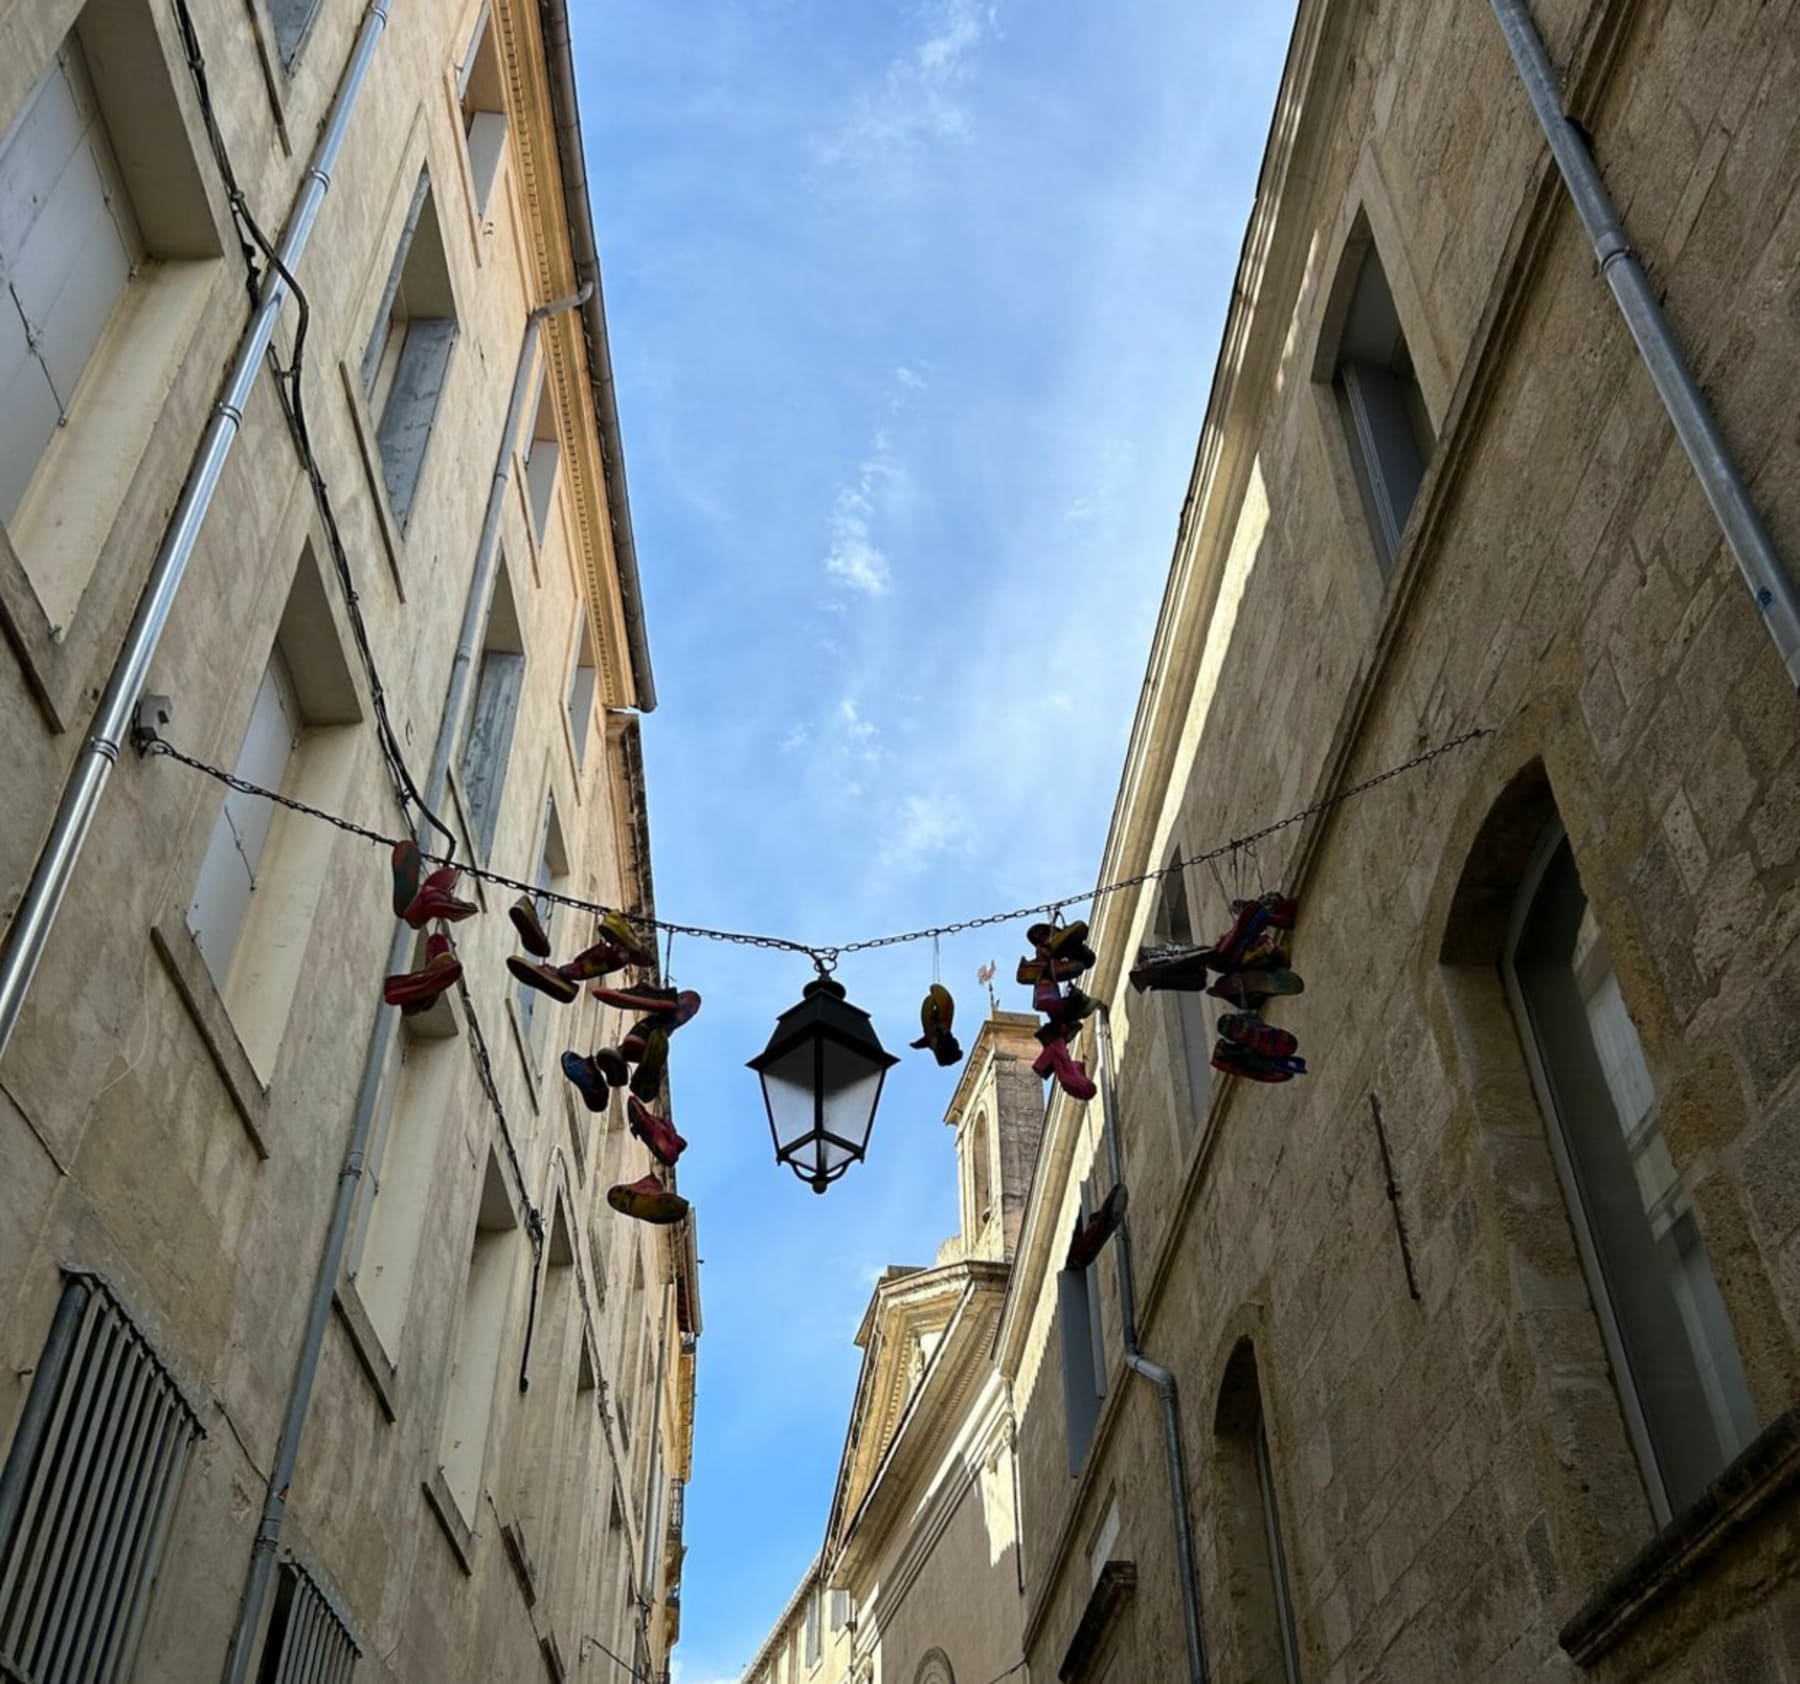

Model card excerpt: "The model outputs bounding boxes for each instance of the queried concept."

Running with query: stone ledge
[422,1464,477,1576]
[150,913,271,1158]
[1560,1406,1800,1665]
[1059,1559,1135,1682]
[331,1274,399,1423]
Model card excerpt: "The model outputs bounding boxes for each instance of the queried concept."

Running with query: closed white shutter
[187,653,301,988]
[0,36,142,525]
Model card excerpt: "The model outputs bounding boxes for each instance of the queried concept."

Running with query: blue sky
[578,4,1296,1676]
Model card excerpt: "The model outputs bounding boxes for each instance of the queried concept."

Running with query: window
[803,1587,822,1667]
[969,1109,993,1229]
[1506,828,1756,1518]
[361,170,456,530]
[1325,224,1433,570]
[0,1274,202,1684]
[1058,1176,1110,1476]
[525,364,561,544]
[0,4,218,636]
[1215,1342,1302,1684]
[827,1589,851,1632]
[459,560,524,860]
[186,545,363,1075]
[254,1560,358,1684]
[439,1152,520,1521]
[1153,854,1211,1118]
[567,618,598,768]
[457,7,508,216]
[516,798,569,1043]
[349,1035,458,1355]
[265,0,322,68]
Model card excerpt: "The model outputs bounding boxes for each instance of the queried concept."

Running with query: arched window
[913,1650,956,1684]
[1504,821,1755,1517]
[969,1109,993,1229]
[1214,1341,1302,1683]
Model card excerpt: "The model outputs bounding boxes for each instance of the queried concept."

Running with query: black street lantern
[748,973,899,1193]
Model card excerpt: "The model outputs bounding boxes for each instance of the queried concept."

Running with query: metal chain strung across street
[141,725,1492,966]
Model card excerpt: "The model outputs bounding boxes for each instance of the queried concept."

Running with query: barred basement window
[254,1560,358,1684]
[0,1274,202,1684]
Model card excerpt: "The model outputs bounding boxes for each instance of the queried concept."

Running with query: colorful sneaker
[592,1047,631,1087]
[1129,943,1212,994]
[1067,1183,1129,1271]
[1200,898,1269,971]
[628,1094,687,1166]
[1236,924,1291,972]
[592,981,681,1016]
[1032,1030,1097,1102]
[1210,1040,1305,1082]
[510,894,552,958]
[383,933,462,1008]
[391,838,423,919]
[507,955,578,1003]
[909,984,964,1067]
[607,1173,689,1225]
[404,866,477,928]
[599,911,658,968]
[1259,891,1299,929]
[561,933,632,983]
[1217,1012,1299,1060]
[630,1027,669,1100]
[1207,967,1305,1007]
[561,1051,610,1113]
[618,991,702,1060]
[1025,919,1093,960]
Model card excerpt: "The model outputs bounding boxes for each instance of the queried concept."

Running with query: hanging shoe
[599,911,658,968]
[1067,1183,1129,1271]
[1025,919,1093,961]
[591,1047,631,1087]
[1037,978,1102,1026]
[1032,1029,1097,1102]
[510,894,553,959]
[592,981,681,1016]
[628,1094,688,1167]
[1206,967,1304,1008]
[1259,891,1299,929]
[1199,898,1269,971]
[909,984,964,1067]
[607,1173,689,1225]
[1211,1040,1305,1082]
[391,838,423,920]
[1129,943,1212,994]
[507,955,579,1003]
[562,933,632,982]
[1217,1012,1299,1060]
[1016,948,1092,987]
[1235,923,1291,972]
[404,866,477,929]
[384,933,462,1009]
[630,1027,670,1100]
[561,1051,610,1113]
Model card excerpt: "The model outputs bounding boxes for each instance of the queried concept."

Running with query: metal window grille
[256,1560,358,1684]
[0,1273,202,1684]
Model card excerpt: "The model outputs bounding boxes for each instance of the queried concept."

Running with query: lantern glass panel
[758,1041,817,1147]
[819,1039,884,1150]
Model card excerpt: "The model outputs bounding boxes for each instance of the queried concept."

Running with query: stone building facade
[0,0,697,1677]
[741,1016,1042,1684]
[1000,1,1800,1682]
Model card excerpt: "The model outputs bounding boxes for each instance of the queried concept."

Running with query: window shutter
[462,649,524,859]
[378,318,457,528]
[0,1276,202,1684]
[257,1560,358,1684]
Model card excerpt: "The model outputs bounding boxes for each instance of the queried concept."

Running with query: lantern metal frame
[747,973,898,1193]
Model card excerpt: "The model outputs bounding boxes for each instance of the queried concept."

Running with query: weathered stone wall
[0,0,686,1676]
[1008,0,1800,1680]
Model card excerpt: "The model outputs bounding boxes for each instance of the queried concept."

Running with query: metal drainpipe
[1093,1006,1209,1684]
[0,0,393,1059]
[1488,0,1800,691]
[637,1281,674,1658]
[217,285,589,1684]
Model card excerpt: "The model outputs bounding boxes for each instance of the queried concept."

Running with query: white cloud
[823,432,911,596]
[815,0,1001,173]
[778,723,810,753]
[894,364,927,391]
[877,791,976,873]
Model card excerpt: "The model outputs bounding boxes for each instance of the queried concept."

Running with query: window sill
[331,1273,399,1423]
[423,1464,477,1575]
[1559,1407,1800,1665]
[338,359,406,598]
[151,913,271,1158]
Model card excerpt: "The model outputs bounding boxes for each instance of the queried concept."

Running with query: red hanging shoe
[628,1094,688,1167]
[1216,1012,1298,1060]
[1032,1026,1096,1102]
[391,838,423,920]
[383,933,462,1009]
[607,1172,689,1225]
[404,866,477,928]
[1067,1183,1128,1270]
